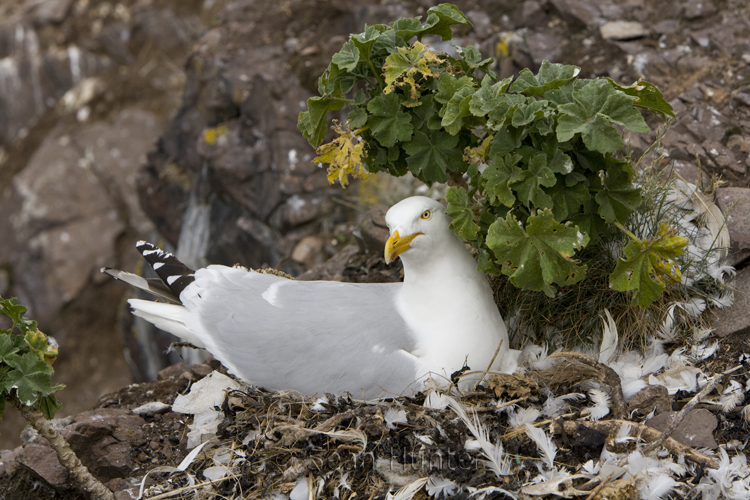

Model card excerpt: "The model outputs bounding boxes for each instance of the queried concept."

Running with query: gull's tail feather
[101,267,181,303]
[128,299,206,348]
[135,241,196,297]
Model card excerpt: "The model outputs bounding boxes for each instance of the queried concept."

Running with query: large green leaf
[556,79,649,155]
[594,163,642,224]
[351,24,388,56]
[610,224,687,307]
[483,153,523,207]
[38,394,63,420]
[489,125,525,155]
[331,40,360,71]
[0,333,22,364]
[445,186,479,240]
[0,297,37,334]
[300,97,346,147]
[411,94,441,130]
[487,209,589,296]
[511,98,549,127]
[3,352,56,405]
[435,73,474,104]
[511,153,556,209]
[420,3,471,40]
[469,75,513,116]
[509,61,580,97]
[606,78,675,119]
[442,85,475,134]
[403,130,462,182]
[547,181,590,221]
[366,93,414,147]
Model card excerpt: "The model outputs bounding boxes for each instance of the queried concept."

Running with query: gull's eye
[420,210,431,220]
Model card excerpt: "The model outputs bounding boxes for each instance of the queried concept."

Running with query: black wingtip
[136,241,196,297]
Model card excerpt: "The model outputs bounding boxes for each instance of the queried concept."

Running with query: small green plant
[298,4,684,306]
[0,296,63,421]
[1,296,114,499]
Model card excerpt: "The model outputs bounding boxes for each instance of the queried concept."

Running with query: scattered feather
[311,396,329,411]
[386,477,428,500]
[719,381,745,412]
[691,342,719,361]
[542,393,584,417]
[448,397,511,477]
[599,309,618,366]
[586,389,611,421]
[426,476,458,498]
[708,291,734,309]
[525,425,557,469]
[385,408,408,429]
[424,391,451,410]
[642,474,677,500]
[507,407,541,429]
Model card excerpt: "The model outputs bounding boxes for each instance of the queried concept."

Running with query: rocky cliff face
[2,0,750,456]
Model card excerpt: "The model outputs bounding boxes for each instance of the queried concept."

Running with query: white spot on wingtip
[142,249,161,256]
[167,275,180,285]
[153,262,165,270]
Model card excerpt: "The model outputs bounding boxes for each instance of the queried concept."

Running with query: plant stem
[11,399,115,500]
[612,221,641,244]
[365,57,385,87]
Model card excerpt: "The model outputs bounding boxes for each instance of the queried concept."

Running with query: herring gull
[103,196,510,398]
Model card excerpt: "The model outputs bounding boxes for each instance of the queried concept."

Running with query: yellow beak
[384,230,422,264]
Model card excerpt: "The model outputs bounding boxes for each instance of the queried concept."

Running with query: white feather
[599,309,618,366]
[386,477,428,500]
[426,476,458,499]
[643,474,677,500]
[525,425,557,469]
[447,397,511,477]
[385,408,408,430]
[507,407,541,430]
[586,389,610,421]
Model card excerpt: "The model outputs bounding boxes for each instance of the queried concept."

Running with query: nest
[133,350,745,500]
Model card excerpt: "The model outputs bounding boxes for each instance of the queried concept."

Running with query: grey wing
[180,266,419,398]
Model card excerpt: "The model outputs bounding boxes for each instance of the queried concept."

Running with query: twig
[548,352,628,419]
[585,472,615,500]
[12,399,115,500]
[477,340,504,388]
[553,419,719,469]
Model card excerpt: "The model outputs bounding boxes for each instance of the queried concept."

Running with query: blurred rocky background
[1,0,749,453]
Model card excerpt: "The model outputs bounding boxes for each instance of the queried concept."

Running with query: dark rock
[297,244,360,282]
[628,385,671,416]
[703,140,743,174]
[711,266,750,337]
[524,31,564,66]
[660,160,709,186]
[31,0,74,25]
[683,0,718,20]
[716,188,750,258]
[191,363,214,378]
[158,363,189,380]
[645,409,718,449]
[17,443,70,489]
[548,0,603,29]
[62,408,147,481]
[358,205,390,255]
[520,1,549,30]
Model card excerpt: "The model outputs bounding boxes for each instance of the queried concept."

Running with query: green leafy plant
[298,3,682,306]
[1,296,114,499]
[0,296,63,420]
